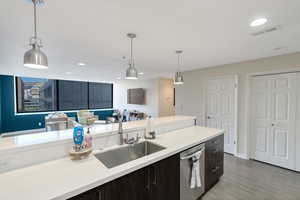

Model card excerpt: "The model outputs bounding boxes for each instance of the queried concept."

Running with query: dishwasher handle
[180,148,205,160]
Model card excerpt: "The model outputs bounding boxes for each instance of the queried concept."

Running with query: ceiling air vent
[251,25,281,36]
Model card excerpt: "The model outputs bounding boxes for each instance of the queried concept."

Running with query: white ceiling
[0,0,300,82]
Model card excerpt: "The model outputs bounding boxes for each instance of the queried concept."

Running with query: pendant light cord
[177,53,180,72]
[33,0,37,39]
[130,38,133,67]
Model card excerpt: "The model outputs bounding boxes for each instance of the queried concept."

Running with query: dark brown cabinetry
[68,154,179,200]
[149,154,180,200]
[205,134,224,192]
[69,135,224,200]
[99,167,147,200]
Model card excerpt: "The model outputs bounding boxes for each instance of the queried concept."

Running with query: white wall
[175,52,300,157]
[296,73,300,171]
[113,79,159,117]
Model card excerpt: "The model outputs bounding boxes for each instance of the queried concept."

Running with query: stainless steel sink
[94,141,166,168]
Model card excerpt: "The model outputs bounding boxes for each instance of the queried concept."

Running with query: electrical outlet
[0,160,8,167]
[0,155,17,172]
[0,159,10,171]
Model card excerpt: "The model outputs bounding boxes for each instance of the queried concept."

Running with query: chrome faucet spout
[124,133,141,145]
[118,113,124,145]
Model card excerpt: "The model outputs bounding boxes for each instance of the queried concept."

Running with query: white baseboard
[236,153,249,160]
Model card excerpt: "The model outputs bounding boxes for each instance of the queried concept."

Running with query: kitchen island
[0,117,224,200]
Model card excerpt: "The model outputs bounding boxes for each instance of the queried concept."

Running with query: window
[58,80,89,111]
[89,82,113,109]
[16,77,113,113]
[16,77,57,113]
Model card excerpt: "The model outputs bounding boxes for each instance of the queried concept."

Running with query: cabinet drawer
[206,157,224,177]
[205,135,224,148]
[205,135,224,167]
[205,161,222,190]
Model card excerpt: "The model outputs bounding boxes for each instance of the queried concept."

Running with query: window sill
[14,108,115,116]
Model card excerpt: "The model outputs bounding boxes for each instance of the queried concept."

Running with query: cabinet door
[149,154,180,200]
[69,168,148,200]
[100,167,148,200]
[205,134,224,192]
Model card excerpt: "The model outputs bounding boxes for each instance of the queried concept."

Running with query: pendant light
[125,33,138,80]
[24,0,48,69]
[174,50,184,85]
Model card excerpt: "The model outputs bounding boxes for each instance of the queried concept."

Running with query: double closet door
[251,73,297,170]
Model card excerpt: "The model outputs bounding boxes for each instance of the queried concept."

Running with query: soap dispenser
[84,127,93,149]
[145,116,156,139]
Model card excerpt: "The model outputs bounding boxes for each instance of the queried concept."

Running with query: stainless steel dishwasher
[180,143,205,200]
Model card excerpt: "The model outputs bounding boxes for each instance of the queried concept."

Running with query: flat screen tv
[127,88,145,105]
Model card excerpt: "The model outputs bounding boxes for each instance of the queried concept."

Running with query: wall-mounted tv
[127,88,146,105]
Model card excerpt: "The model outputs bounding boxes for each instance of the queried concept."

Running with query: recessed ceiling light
[250,18,268,27]
[66,72,72,75]
[77,62,86,66]
[138,72,144,75]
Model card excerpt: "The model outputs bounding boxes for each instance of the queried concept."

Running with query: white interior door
[206,76,237,155]
[251,73,296,170]
[206,79,219,129]
[251,77,271,162]
[296,73,300,172]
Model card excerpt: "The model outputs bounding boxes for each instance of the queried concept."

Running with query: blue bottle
[73,126,84,146]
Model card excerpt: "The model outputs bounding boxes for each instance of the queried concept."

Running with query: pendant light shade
[125,33,138,80]
[24,0,48,69]
[174,50,184,85]
[24,43,48,69]
[174,71,184,85]
[126,63,138,80]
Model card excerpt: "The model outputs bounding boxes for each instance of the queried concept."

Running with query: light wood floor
[203,154,300,200]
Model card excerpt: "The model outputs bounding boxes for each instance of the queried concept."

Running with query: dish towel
[190,150,203,189]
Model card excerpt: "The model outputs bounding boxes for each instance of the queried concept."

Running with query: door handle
[152,167,157,185]
[146,169,151,191]
[212,166,220,173]
[98,190,102,200]
[213,139,220,145]
[212,149,218,154]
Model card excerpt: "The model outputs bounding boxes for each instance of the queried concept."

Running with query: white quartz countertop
[0,115,194,152]
[0,126,223,200]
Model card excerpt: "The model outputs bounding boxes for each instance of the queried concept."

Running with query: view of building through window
[15,76,113,113]
[16,77,57,113]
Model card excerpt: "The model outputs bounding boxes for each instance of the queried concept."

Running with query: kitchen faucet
[117,111,140,145]
[118,112,124,145]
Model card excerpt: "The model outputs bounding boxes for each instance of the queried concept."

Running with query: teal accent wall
[0,76,2,133]
[0,75,114,134]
